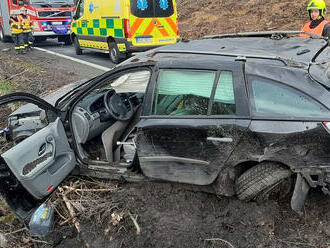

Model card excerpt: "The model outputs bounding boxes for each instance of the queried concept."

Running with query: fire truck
[0,0,75,44]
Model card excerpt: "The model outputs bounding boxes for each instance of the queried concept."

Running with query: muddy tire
[109,42,121,64]
[73,36,82,55]
[235,162,292,201]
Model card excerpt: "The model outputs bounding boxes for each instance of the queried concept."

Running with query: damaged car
[1,31,330,221]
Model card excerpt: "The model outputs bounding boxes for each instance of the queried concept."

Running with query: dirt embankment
[1,0,330,248]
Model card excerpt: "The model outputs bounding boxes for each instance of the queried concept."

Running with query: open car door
[0,93,76,219]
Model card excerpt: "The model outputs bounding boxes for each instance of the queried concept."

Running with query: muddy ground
[1,0,330,247]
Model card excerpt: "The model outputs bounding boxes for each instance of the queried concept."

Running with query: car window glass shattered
[152,69,216,116]
[212,71,236,115]
[249,77,330,117]
[111,71,151,93]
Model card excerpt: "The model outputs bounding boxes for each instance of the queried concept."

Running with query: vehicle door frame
[66,62,157,164]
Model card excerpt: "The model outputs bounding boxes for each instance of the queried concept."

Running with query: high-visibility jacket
[19,14,32,32]
[9,18,23,34]
[300,20,328,37]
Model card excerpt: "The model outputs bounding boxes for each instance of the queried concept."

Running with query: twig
[58,187,81,233]
[54,207,67,221]
[60,217,73,226]
[5,227,28,235]
[128,212,141,235]
[7,69,28,80]
[29,238,51,245]
[205,238,235,248]
[62,185,117,193]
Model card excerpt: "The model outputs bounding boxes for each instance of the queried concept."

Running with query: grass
[0,79,18,96]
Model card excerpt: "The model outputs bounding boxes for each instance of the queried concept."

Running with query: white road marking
[34,47,111,71]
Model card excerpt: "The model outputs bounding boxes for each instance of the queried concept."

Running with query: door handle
[38,143,47,156]
[207,137,233,143]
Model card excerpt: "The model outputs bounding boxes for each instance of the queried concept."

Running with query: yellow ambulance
[70,0,179,63]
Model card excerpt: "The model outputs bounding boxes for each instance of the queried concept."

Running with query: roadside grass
[0,79,19,96]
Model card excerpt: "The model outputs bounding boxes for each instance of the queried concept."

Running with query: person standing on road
[300,0,330,38]
[19,8,34,51]
[9,13,25,54]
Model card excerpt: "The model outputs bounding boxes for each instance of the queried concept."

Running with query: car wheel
[73,36,82,55]
[64,37,72,45]
[0,26,10,43]
[235,162,292,201]
[109,42,121,64]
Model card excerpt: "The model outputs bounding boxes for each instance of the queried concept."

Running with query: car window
[211,71,236,115]
[249,76,330,117]
[131,0,174,18]
[152,69,216,116]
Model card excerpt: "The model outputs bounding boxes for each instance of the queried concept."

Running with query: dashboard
[71,89,143,144]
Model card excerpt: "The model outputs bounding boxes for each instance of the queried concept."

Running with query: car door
[136,60,250,185]
[0,93,76,219]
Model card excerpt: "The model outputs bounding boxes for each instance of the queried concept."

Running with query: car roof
[127,36,326,64]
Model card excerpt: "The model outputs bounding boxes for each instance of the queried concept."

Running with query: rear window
[131,0,174,18]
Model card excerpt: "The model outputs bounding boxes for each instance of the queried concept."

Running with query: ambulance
[70,0,179,63]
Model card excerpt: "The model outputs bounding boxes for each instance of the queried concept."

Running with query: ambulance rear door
[129,0,178,47]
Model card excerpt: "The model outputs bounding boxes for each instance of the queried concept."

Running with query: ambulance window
[154,0,174,17]
[75,0,84,18]
[131,0,174,18]
[131,0,154,18]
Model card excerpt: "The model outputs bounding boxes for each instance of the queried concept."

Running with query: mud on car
[1,31,330,221]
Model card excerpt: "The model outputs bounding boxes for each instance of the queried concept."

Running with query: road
[34,39,116,70]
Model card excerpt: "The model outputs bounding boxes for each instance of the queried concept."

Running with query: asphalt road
[34,39,116,70]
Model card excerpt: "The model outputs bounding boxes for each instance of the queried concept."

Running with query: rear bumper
[33,31,70,37]
[115,38,176,53]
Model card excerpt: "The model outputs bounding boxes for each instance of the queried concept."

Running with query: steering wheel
[104,90,134,121]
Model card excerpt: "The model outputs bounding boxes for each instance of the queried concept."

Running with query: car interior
[71,70,150,165]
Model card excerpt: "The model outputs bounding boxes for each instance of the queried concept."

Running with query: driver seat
[101,120,129,162]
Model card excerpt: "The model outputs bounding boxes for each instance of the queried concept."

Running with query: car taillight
[124,19,131,38]
[322,121,330,132]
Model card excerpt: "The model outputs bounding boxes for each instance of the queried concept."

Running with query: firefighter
[19,8,34,50]
[9,13,25,54]
[300,0,330,37]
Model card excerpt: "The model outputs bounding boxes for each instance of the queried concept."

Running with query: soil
[1,1,330,247]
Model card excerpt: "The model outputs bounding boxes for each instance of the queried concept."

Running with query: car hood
[10,79,87,116]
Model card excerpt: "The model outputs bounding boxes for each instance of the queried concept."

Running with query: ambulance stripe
[143,19,156,36]
[157,25,169,36]
[165,17,177,34]
[130,18,144,36]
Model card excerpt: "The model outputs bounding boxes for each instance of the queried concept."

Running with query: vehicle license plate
[52,22,62,25]
[136,37,152,43]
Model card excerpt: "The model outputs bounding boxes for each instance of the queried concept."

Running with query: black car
[1,31,330,220]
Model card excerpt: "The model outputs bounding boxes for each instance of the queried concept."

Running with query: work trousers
[23,32,34,47]
[12,33,24,51]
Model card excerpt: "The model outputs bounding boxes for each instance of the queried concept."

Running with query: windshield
[29,0,74,6]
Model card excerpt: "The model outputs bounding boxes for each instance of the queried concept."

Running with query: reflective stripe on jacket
[300,20,328,37]
[20,15,32,32]
[9,19,23,34]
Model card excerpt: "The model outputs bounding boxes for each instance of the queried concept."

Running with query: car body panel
[0,93,76,219]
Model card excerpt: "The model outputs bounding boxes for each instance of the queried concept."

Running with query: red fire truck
[0,0,75,44]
